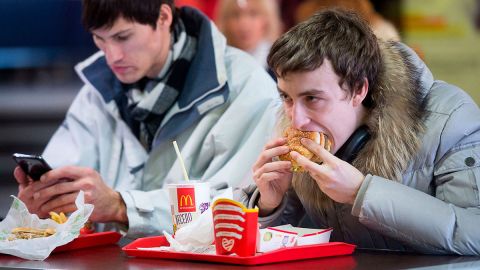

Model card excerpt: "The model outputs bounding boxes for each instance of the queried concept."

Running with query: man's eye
[306,96,319,102]
[115,35,129,42]
[279,93,291,102]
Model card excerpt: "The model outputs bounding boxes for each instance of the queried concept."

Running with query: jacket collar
[176,7,228,108]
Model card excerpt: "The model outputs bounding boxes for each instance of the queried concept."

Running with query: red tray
[122,235,355,266]
[54,231,122,252]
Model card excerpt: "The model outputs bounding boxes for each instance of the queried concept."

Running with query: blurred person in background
[13,0,277,238]
[215,0,282,69]
[296,0,400,41]
[238,9,480,255]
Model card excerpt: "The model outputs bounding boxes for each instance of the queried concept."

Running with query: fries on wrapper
[0,191,94,260]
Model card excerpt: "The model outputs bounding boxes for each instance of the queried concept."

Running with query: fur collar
[284,41,429,211]
[352,40,428,180]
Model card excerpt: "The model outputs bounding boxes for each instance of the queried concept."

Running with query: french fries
[49,211,68,224]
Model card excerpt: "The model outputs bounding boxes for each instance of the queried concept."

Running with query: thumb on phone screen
[14,166,30,186]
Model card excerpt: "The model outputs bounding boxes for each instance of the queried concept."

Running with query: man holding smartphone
[14,0,277,237]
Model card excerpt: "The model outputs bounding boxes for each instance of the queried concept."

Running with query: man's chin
[114,73,141,84]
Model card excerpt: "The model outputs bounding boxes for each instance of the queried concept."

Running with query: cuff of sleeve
[114,191,130,235]
[246,188,261,209]
[126,190,154,212]
[118,190,155,238]
[351,174,373,217]
[248,189,288,228]
[257,198,287,228]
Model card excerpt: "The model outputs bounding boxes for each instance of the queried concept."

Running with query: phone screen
[12,153,52,181]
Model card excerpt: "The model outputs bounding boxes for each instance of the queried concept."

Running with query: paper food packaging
[257,225,333,253]
[0,191,94,260]
[296,227,333,246]
[212,198,258,257]
[257,227,297,253]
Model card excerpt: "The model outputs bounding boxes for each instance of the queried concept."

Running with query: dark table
[1,244,479,270]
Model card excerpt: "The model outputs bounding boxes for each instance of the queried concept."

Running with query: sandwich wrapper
[0,191,94,260]
[147,187,234,254]
[257,224,333,253]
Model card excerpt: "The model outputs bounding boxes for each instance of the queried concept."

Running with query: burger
[9,227,56,240]
[278,127,332,172]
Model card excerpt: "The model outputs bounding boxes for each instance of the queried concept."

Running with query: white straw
[173,141,190,181]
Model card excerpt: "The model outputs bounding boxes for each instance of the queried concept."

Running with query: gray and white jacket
[237,41,480,255]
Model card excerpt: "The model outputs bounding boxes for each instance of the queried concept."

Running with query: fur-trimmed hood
[284,41,432,210]
[352,40,429,180]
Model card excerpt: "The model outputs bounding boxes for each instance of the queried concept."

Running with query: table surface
[1,244,480,270]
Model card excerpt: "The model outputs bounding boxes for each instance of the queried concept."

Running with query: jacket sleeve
[118,189,173,237]
[352,100,480,255]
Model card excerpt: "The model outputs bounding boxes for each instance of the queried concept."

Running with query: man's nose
[290,103,309,129]
[104,43,123,63]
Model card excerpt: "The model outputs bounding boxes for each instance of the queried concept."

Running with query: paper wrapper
[257,225,332,253]
[0,191,94,260]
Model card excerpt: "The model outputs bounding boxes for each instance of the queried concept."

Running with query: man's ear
[352,78,369,107]
[157,4,173,29]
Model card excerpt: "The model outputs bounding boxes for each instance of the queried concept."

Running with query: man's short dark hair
[82,0,175,30]
[267,8,382,107]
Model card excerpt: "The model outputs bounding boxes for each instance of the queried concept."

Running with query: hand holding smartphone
[12,153,52,181]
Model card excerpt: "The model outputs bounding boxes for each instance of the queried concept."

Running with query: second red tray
[54,231,122,252]
[122,235,355,266]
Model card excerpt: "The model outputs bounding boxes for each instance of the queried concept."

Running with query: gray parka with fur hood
[237,41,480,255]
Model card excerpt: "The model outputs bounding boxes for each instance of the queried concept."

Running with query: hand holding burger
[279,127,332,172]
[287,128,366,205]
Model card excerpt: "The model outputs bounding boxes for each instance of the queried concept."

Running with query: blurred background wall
[0,0,478,219]
[401,0,480,103]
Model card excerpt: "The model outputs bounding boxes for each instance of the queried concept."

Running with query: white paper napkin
[0,191,94,260]
[162,187,233,252]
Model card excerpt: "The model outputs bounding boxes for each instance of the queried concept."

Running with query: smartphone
[12,153,52,181]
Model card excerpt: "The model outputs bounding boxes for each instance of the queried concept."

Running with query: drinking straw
[173,141,190,181]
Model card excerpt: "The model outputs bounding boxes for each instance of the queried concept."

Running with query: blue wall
[0,0,96,68]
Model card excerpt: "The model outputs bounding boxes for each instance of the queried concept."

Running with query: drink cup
[167,181,210,234]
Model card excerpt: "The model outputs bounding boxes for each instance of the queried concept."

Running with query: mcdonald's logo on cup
[177,188,196,212]
[167,181,211,234]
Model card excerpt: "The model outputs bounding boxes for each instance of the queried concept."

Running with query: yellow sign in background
[403,0,480,105]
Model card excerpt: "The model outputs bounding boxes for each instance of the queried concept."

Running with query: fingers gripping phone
[12,153,52,181]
